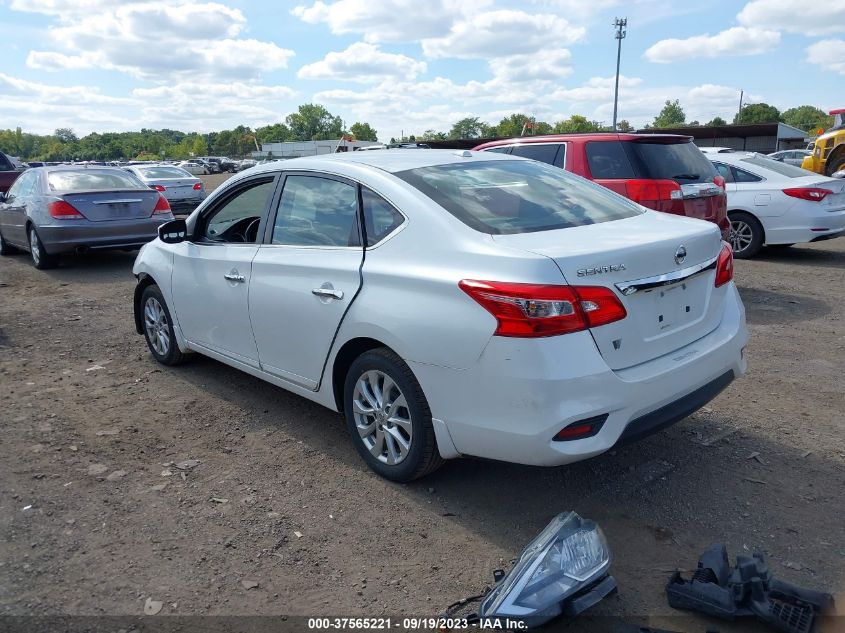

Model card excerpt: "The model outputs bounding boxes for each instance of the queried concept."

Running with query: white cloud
[21,2,293,81]
[548,76,643,102]
[422,10,584,59]
[806,39,845,75]
[291,0,491,43]
[491,49,573,82]
[644,27,780,63]
[737,1,845,37]
[298,42,426,82]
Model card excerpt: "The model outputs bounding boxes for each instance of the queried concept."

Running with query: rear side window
[733,167,762,183]
[509,144,564,168]
[711,162,734,183]
[395,159,641,235]
[273,175,359,247]
[482,146,511,154]
[361,188,404,246]
[585,141,636,179]
[47,170,144,191]
[623,141,717,184]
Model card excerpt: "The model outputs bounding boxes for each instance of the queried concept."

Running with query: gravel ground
[0,195,843,631]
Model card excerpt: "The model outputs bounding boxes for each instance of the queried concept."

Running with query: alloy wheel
[729,219,753,254]
[29,231,41,266]
[144,296,171,356]
[352,370,413,465]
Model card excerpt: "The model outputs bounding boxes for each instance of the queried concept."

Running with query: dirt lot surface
[1,182,843,630]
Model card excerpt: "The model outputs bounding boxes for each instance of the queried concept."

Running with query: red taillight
[458,280,627,338]
[782,187,832,202]
[151,184,166,192]
[48,200,84,219]
[192,182,202,190]
[713,175,726,192]
[715,243,733,288]
[153,194,171,215]
[626,179,682,204]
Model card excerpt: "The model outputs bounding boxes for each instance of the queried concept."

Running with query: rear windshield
[740,154,812,178]
[47,170,145,191]
[586,140,717,184]
[138,166,192,179]
[395,159,641,235]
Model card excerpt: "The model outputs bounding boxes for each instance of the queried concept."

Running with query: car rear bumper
[765,208,845,245]
[36,216,170,254]
[167,197,204,212]
[411,282,748,466]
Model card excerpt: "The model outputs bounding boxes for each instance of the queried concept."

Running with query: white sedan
[176,160,209,176]
[706,151,845,258]
[132,150,747,481]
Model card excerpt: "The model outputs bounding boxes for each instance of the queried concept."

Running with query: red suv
[473,133,729,239]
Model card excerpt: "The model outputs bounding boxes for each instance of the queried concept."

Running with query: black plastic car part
[666,544,834,633]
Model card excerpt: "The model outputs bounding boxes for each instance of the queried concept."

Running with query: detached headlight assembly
[479,512,616,627]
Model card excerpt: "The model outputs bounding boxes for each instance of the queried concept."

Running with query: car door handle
[312,287,344,300]
[224,272,245,283]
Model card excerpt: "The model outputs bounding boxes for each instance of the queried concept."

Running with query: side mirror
[158,218,187,244]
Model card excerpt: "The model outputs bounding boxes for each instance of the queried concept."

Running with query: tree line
[0,101,832,161]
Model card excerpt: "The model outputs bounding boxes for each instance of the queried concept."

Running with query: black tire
[825,153,845,177]
[0,230,20,255]
[728,211,764,259]
[140,284,185,366]
[344,348,443,482]
[27,227,59,269]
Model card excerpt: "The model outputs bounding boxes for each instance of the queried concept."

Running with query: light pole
[612,17,627,131]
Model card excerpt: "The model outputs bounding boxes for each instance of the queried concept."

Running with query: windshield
[138,166,193,179]
[47,170,145,191]
[740,154,814,178]
[395,159,642,235]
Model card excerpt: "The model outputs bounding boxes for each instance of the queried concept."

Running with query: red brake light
[713,175,726,192]
[192,182,203,190]
[626,179,683,204]
[782,187,832,201]
[715,243,733,288]
[151,184,166,192]
[458,280,627,338]
[153,194,171,215]
[48,200,84,219]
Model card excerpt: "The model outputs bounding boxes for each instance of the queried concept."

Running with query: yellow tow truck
[802,109,845,176]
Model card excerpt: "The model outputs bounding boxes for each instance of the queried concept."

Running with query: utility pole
[612,17,627,131]
[738,90,744,123]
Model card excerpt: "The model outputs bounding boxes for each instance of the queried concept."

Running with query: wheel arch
[825,143,845,176]
[331,337,398,412]
[728,208,766,243]
[133,273,158,335]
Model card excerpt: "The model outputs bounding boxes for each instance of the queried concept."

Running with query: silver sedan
[124,164,206,214]
[0,166,174,269]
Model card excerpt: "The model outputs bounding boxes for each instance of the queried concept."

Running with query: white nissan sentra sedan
[132,150,748,481]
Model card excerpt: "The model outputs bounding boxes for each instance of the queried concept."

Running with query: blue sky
[0,0,842,141]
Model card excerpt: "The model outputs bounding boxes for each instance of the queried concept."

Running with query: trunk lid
[62,189,160,222]
[492,211,726,370]
[147,178,202,200]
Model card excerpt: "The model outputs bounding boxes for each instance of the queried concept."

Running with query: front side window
[47,170,145,192]
[203,179,274,243]
[272,175,359,247]
[396,159,641,235]
[483,146,512,155]
[510,143,563,168]
[362,188,404,246]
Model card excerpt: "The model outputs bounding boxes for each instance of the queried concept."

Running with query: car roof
[242,149,520,175]
[474,132,692,150]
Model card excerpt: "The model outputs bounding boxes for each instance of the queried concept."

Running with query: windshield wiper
[671,173,699,180]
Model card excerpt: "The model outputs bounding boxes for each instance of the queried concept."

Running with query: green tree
[256,123,291,144]
[616,120,633,132]
[419,129,447,141]
[496,113,532,137]
[734,102,780,124]
[688,120,700,126]
[349,122,378,142]
[706,116,727,126]
[781,105,833,134]
[191,136,207,157]
[54,128,78,144]
[286,103,344,140]
[652,100,686,128]
[552,115,603,133]
[449,117,484,139]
